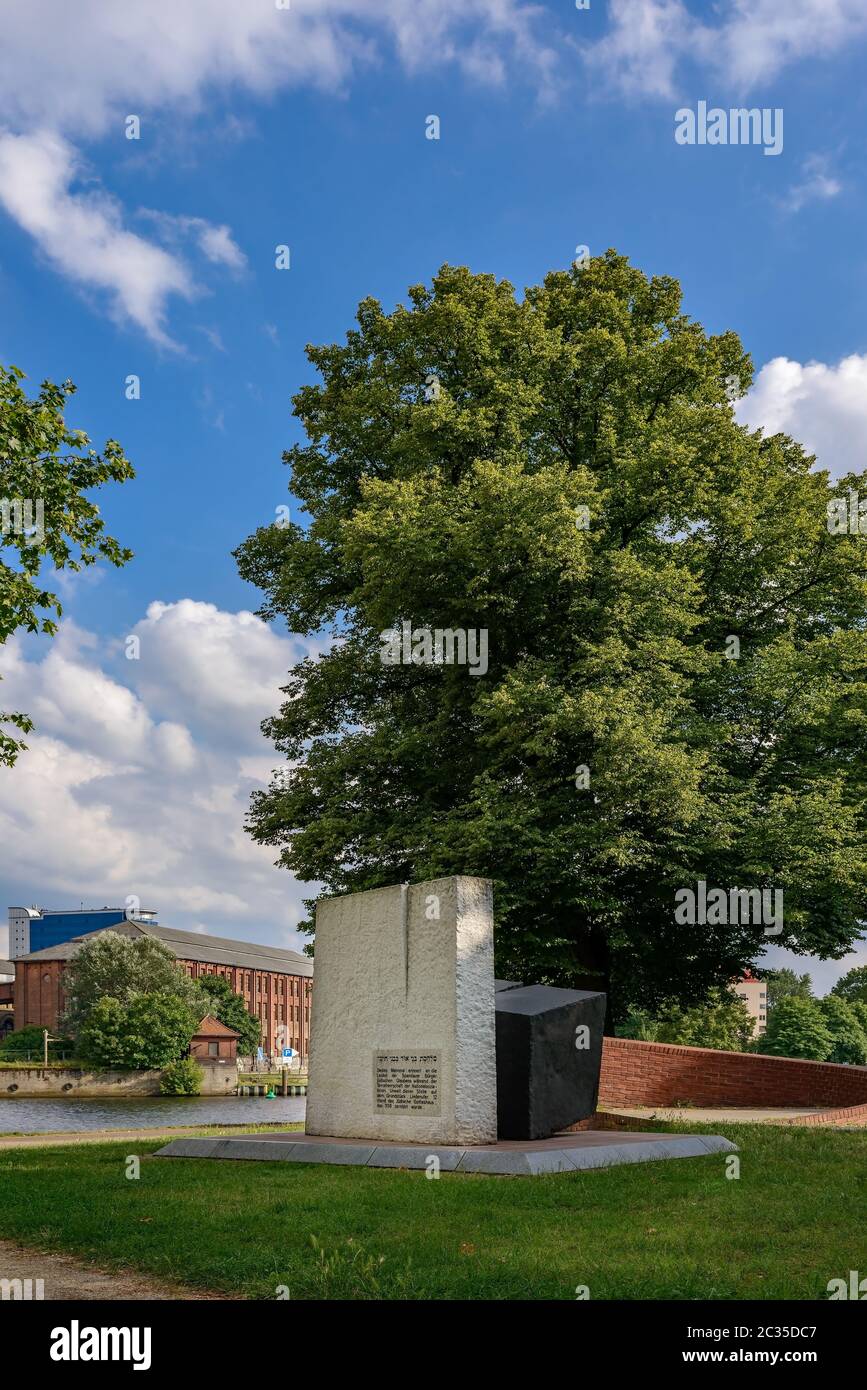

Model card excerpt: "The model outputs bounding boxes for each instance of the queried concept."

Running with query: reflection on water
[0,1095,307,1133]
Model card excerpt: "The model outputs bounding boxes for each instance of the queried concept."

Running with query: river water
[0,1094,307,1133]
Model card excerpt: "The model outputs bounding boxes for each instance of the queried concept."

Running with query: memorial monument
[157,873,737,1173]
[305,875,498,1145]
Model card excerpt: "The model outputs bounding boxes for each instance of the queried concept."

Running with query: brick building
[190,1014,240,1061]
[13,919,313,1059]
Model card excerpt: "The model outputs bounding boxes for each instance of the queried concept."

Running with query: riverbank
[0,1062,236,1097]
[0,1120,304,1150]
[0,1093,306,1133]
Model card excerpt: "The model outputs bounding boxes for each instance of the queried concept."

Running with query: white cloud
[124,599,326,749]
[0,130,194,347]
[780,155,842,214]
[590,0,696,100]
[0,0,558,138]
[712,0,867,90]
[590,0,867,98]
[0,601,322,946]
[138,210,247,272]
[737,353,867,479]
[194,220,246,270]
[0,1,556,343]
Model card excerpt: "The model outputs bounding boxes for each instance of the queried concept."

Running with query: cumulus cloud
[737,354,867,480]
[0,602,322,948]
[590,0,867,98]
[123,599,328,748]
[0,0,558,138]
[0,130,194,347]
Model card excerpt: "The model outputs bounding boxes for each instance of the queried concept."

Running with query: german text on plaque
[373,1050,442,1116]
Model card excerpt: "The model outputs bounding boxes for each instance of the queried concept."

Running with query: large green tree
[235,253,867,1021]
[830,964,867,1006]
[764,967,814,1010]
[757,996,833,1061]
[61,933,203,1038]
[0,365,133,764]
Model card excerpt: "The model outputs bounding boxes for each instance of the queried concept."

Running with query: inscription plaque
[373,1050,441,1116]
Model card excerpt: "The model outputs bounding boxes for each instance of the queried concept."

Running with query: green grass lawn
[0,1121,864,1300]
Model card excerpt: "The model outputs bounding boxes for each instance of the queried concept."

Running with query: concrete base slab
[154,1128,737,1176]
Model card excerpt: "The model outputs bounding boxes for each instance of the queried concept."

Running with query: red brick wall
[190,1036,237,1060]
[599,1036,867,1109]
[15,959,66,1032]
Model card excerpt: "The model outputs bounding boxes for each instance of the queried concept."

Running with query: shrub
[616,1009,660,1041]
[77,993,199,1070]
[0,1024,74,1060]
[655,989,754,1051]
[160,1058,203,1096]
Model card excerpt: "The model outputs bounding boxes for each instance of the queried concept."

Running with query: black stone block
[495,984,607,1140]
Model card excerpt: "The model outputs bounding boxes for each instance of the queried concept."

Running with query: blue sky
[0,0,864,990]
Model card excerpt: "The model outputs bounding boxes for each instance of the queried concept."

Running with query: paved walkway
[606,1105,831,1124]
[0,1239,233,1300]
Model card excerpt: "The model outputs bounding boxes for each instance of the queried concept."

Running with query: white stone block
[305,876,497,1144]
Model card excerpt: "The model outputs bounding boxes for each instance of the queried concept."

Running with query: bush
[655,989,754,1052]
[0,1024,74,1060]
[160,1058,203,1096]
[77,993,199,1070]
[818,996,867,1065]
[616,1009,660,1041]
[757,996,833,1060]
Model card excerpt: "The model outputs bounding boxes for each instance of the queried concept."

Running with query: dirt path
[0,1238,236,1300]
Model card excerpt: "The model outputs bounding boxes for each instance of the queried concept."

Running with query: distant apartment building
[12,918,312,1059]
[8,904,158,959]
[732,972,768,1037]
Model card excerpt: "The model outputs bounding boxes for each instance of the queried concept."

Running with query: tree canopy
[235,252,867,1020]
[77,992,200,1070]
[0,364,133,765]
[758,996,834,1061]
[830,964,867,1006]
[60,933,202,1037]
[763,967,814,1010]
